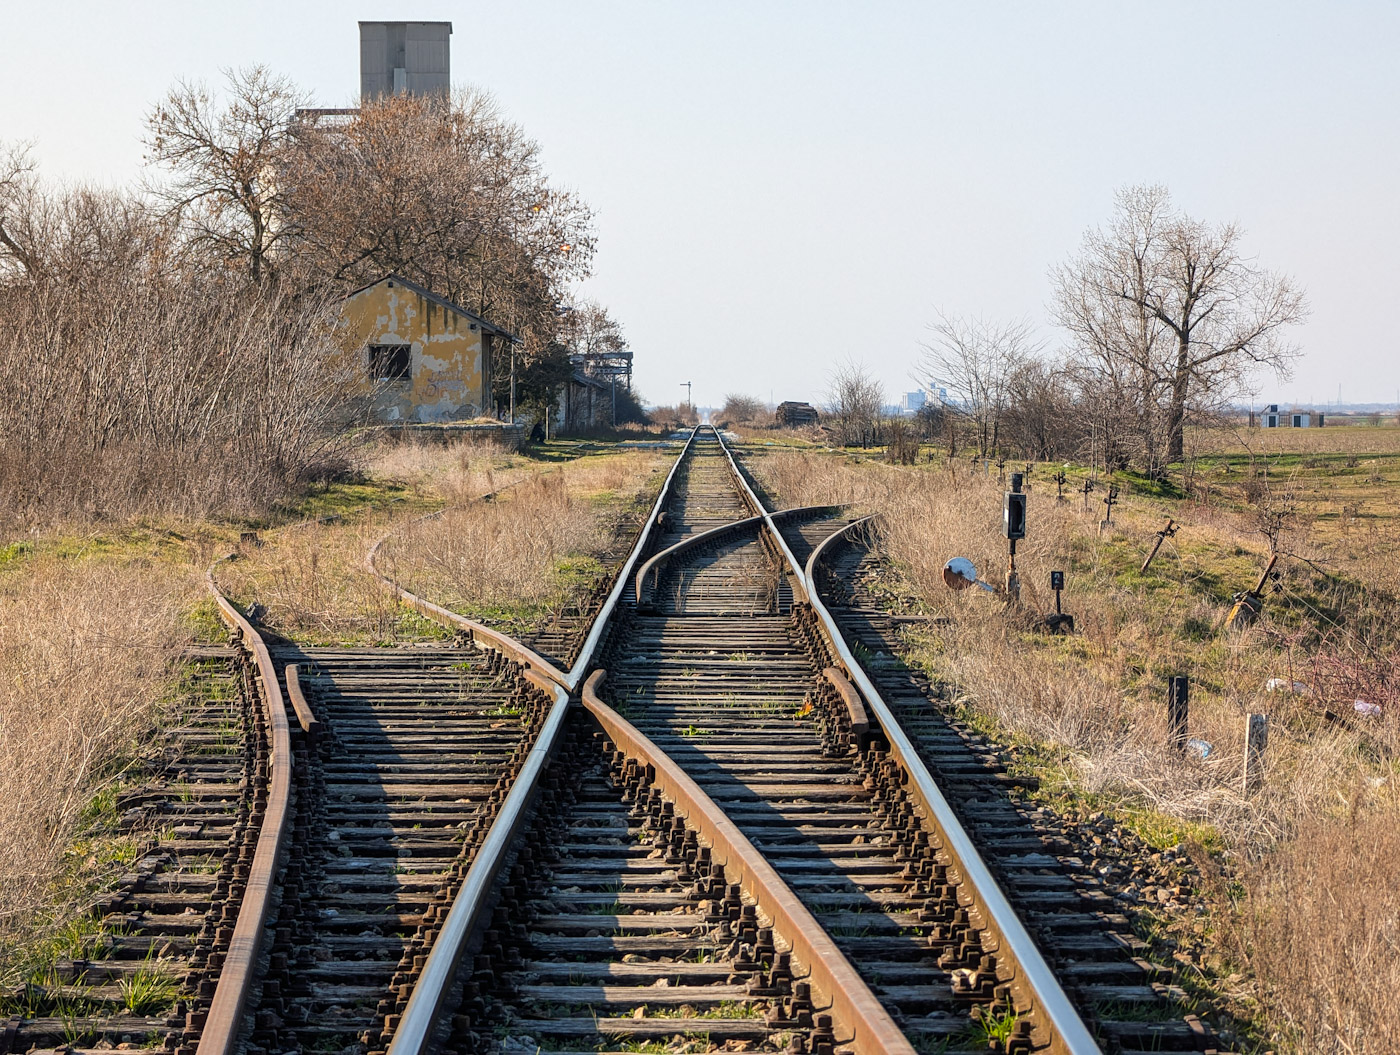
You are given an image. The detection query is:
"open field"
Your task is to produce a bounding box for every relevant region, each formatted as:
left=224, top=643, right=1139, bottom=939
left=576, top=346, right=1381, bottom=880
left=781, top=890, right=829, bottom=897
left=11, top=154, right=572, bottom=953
left=743, top=430, right=1400, bottom=1054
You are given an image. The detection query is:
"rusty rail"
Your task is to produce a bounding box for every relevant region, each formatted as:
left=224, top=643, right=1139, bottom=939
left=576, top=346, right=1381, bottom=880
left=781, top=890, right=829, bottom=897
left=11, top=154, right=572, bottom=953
left=581, top=670, right=914, bottom=1055
left=284, top=663, right=322, bottom=744
left=715, top=429, right=1101, bottom=1055
left=820, top=665, right=869, bottom=742
left=197, top=564, right=294, bottom=1055
left=633, top=513, right=765, bottom=607
left=366, top=533, right=571, bottom=686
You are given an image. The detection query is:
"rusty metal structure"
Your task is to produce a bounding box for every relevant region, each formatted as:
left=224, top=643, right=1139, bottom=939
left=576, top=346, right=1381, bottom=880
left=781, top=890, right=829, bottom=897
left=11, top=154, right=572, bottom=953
left=10, top=426, right=1229, bottom=1055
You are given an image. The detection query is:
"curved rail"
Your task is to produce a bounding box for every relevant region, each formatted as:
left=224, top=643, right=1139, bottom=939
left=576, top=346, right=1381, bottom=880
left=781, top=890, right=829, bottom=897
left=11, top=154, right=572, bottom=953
left=197, top=564, right=294, bottom=1055
left=581, top=670, right=914, bottom=1055
left=384, top=427, right=701, bottom=1055
left=714, top=429, right=1101, bottom=1055
left=633, top=504, right=840, bottom=609
left=367, top=533, right=571, bottom=687
left=565, top=428, right=701, bottom=684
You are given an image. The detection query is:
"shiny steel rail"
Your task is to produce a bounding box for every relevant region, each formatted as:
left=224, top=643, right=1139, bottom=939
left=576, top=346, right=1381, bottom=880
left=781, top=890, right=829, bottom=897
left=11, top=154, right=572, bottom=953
left=197, top=563, right=294, bottom=1055
left=382, top=427, right=700, bottom=1055
left=716, top=429, right=1101, bottom=1055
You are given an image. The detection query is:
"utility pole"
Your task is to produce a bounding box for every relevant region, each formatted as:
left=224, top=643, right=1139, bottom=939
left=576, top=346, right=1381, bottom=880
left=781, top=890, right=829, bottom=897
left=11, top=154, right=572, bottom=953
left=681, top=381, right=692, bottom=415
left=509, top=344, right=516, bottom=422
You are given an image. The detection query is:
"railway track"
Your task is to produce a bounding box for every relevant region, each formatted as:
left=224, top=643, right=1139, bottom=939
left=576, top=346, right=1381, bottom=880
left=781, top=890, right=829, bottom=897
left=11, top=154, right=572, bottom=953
left=10, top=426, right=1226, bottom=1055
left=774, top=513, right=1216, bottom=1053
left=2, top=651, right=260, bottom=1055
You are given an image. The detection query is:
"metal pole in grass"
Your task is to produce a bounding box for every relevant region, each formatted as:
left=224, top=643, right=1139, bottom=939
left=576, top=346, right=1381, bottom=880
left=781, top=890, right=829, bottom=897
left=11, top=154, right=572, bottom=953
left=1168, top=676, right=1189, bottom=753
left=1244, top=713, right=1269, bottom=794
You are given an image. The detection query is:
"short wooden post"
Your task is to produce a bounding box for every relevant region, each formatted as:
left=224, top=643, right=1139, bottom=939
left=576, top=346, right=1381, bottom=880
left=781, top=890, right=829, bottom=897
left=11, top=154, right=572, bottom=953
left=1168, top=676, right=1189, bottom=752
left=1243, top=713, right=1268, bottom=794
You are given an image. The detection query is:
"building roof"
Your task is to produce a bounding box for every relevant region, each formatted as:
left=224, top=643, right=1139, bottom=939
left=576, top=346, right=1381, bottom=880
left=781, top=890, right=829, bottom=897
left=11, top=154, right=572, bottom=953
left=571, top=369, right=612, bottom=391
left=344, top=274, right=518, bottom=341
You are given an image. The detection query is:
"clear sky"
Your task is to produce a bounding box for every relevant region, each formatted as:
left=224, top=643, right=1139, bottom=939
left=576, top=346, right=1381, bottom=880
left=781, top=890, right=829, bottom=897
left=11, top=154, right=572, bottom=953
left=6, top=1, right=1397, bottom=410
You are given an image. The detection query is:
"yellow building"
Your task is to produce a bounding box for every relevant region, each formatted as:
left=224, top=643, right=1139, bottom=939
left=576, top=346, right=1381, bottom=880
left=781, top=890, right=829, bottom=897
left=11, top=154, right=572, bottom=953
left=339, top=274, right=514, bottom=422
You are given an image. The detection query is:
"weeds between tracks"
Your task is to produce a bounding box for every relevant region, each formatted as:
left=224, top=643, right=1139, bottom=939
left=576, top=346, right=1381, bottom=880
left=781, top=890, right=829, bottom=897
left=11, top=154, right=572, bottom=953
left=747, top=442, right=1400, bottom=1054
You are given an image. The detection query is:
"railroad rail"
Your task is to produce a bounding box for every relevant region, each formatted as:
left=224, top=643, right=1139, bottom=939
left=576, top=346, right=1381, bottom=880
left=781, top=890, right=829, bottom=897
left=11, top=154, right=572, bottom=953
left=1, top=649, right=255, bottom=1055
left=787, top=509, right=1219, bottom=1054
left=45, top=425, right=1221, bottom=1055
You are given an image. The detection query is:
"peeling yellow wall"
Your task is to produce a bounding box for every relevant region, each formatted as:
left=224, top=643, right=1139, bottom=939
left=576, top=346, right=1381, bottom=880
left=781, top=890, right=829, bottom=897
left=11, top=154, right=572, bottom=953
left=338, top=280, right=488, bottom=422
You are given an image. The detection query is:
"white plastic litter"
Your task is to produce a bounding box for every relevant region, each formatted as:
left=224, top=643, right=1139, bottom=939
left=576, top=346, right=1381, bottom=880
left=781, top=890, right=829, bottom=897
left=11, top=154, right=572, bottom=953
left=1265, top=678, right=1310, bottom=695
left=1185, top=738, right=1213, bottom=760
left=1354, top=699, right=1383, bottom=717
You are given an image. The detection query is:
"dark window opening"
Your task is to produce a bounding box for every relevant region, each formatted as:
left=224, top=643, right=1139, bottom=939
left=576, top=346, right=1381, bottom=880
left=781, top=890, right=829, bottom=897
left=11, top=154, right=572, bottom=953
left=369, top=344, right=411, bottom=382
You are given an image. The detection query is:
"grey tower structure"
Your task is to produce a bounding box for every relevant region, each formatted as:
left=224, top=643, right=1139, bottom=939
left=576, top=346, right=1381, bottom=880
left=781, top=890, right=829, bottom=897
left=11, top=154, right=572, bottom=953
left=359, top=21, right=452, bottom=100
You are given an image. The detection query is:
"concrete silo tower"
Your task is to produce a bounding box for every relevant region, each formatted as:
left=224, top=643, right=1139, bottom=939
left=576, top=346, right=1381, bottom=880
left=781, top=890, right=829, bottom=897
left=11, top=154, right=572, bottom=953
left=359, top=21, right=452, bottom=100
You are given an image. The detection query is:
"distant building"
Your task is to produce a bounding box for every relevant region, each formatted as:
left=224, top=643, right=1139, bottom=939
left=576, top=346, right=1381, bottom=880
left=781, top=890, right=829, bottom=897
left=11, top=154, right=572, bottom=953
left=360, top=21, right=452, bottom=101
left=1258, top=404, right=1324, bottom=428
left=339, top=274, right=513, bottom=422
left=902, top=390, right=927, bottom=414
left=552, top=372, right=614, bottom=434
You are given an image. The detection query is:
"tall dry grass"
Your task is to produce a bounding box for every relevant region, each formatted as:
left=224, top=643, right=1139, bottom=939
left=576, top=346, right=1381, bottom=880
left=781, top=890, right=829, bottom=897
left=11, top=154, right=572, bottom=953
left=0, top=559, right=188, bottom=977
left=208, top=434, right=536, bottom=643
left=1229, top=792, right=1400, bottom=1055
left=753, top=448, right=1398, bottom=838
left=363, top=433, right=528, bottom=503
left=383, top=451, right=667, bottom=621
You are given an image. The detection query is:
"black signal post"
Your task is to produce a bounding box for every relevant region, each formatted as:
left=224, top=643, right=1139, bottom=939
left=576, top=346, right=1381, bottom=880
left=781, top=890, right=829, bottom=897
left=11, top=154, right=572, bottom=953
left=1101, top=484, right=1120, bottom=531
left=1045, top=569, right=1074, bottom=633
left=1004, top=472, right=1026, bottom=601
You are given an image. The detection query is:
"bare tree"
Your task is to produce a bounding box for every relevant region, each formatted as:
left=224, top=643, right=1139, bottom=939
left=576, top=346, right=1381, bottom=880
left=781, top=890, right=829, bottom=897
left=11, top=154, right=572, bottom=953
left=826, top=357, right=884, bottom=447
left=144, top=66, right=309, bottom=285
left=1052, top=185, right=1308, bottom=467
left=919, top=313, right=1040, bottom=457
left=0, top=143, right=44, bottom=280
left=280, top=89, right=597, bottom=410
left=648, top=404, right=698, bottom=428
left=282, top=89, right=594, bottom=318
left=720, top=393, right=766, bottom=424
left=1001, top=358, right=1077, bottom=461
left=560, top=299, right=627, bottom=361
left=0, top=167, right=361, bottom=526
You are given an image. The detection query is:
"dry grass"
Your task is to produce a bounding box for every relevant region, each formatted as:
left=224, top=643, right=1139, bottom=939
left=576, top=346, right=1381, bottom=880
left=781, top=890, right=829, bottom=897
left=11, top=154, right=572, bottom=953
left=747, top=443, right=1400, bottom=1051
left=215, top=441, right=669, bottom=645
left=0, top=558, right=189, bottom=978
left=1229, top=792, right=1400, bottom=1055
left=381, top=451, right=668, bottom=625
left=211, top=434, right=539, bottom=644
left=362, top=433, right=529, bottom=502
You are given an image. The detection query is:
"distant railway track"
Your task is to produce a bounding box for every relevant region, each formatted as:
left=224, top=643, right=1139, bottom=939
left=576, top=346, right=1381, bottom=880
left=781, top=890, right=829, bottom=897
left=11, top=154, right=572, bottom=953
left=10, top=427, right=1222, bottom=1055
